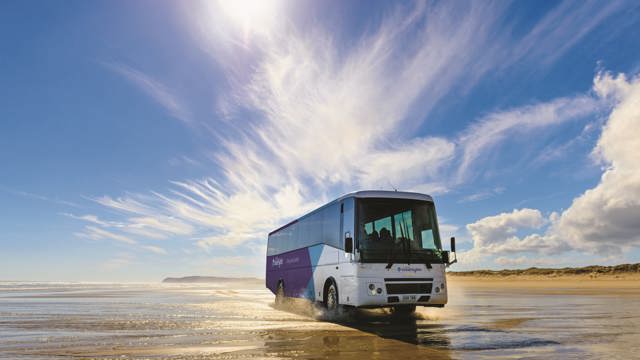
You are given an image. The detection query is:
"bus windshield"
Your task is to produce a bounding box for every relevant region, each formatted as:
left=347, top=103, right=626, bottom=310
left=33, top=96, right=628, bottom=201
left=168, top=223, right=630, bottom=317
left=357, top=198, right=443, bottom=264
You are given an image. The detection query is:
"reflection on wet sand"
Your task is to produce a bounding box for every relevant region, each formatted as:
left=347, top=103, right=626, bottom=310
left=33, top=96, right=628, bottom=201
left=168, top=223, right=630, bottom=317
left=0, top=278, right=639, bottom=359
left=266, top=300, right=453, bottom=359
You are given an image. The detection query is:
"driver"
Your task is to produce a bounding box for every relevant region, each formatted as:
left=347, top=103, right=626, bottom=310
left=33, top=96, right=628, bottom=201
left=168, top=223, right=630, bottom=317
left=379, top=227, right=392, bottom=249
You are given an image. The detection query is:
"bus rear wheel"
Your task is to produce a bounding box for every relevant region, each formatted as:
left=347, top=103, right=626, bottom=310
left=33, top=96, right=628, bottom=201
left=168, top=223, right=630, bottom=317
left=275, top=281, right=285, bottom=306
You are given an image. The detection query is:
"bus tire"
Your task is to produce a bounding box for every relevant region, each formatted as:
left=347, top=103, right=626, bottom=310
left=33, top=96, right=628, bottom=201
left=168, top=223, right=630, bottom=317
left=324, top=280, right=339, bottom=314
left=275, top=281, right=285, bottom=306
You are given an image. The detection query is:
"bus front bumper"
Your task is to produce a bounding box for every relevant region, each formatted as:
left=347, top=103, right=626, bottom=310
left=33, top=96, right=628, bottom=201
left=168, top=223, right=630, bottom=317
left=352, top=277, right=448, bottom=308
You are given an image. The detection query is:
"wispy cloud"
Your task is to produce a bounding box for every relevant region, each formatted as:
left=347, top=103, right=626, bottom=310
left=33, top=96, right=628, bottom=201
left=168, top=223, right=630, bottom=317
left=82, top=1, right=627, bottom=258
left=105, top=63, right=191, bottom=124
left=88, top=179, right=314, bottom=250
left=168, top=155, right=202, bottom=167
left=65, top=210, right=193, bottom=240
left=140, top=245, right=168, bottom=255
left=71, top=216, right=169, bottom=255
left=508, top=0, right=628, bottom=67
left=1, top=186, right=81, bottom=208
left=459, top=187, right=506, bottom=203
left=63, top=213, right=119, bottom=227
left=530, top=121, right=600, bottom=167
left=85, top=2, right=512, bottom=251
left=455, top=95, right=602, bottom=182
left=77, top=225, right=137, bottom=245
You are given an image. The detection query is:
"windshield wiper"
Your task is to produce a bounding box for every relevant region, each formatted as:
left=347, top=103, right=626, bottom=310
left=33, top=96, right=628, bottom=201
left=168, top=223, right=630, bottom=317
left=398, top=212, right=412, bottom=265
left=409, top=249, right=433, bottom=269
left=385, top=240, right=399, bottom=269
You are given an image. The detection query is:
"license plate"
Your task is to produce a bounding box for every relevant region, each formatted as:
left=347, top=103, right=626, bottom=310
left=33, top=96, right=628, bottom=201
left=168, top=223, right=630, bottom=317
left=402, top=295, right=416, bottom=301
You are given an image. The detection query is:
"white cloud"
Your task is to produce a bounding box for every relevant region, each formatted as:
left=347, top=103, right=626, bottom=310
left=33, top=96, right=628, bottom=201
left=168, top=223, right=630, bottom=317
left=439, top=224, right=460, bottom=237
left=466, top=208, right=547, bottom=250
left=96, top=1, right=508, bottom=251
left=124, top=216, right=194, bottom=240
left=72, top=217, right=170, bottom=255
left=531, top=121, right=600, bottom=167
left=168, top=155, right=202, bottom=167
left=84, top=2, right=629, bottom=261
left=66, top=211, right=193, bottom=240
left=73, top=179, right=317, bottom=251
left=549, top=72, right=640, bottom=254
left=456, top=95, right=601, bottom=182
left=0, top=186, right=80, bottom=208
left=358, top=138, right=455, bottom=190
left=508, top=0, right=626, bottom=67
left=459, top=187, right=506, bottom=203
left=189, top=1, right=514, bottom=194
left=64, top=213, right=114, bottom=226
left=94, top=195, right=153, bottom=215
left=105, top=63, right=191, bottom=124
left=140, top=245, right=168, bottom=255
left=78, top=225, right=137, bottom=245
left=465, top=71, right=640, bottom=263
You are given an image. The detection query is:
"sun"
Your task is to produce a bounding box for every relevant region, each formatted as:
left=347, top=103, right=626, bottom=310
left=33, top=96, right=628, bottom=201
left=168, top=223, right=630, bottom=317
left=217, top=0, right=280, bottom=38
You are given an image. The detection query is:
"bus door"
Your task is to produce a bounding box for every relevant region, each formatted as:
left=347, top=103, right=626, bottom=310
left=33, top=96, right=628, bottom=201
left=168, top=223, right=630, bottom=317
left=340, top=198, right=355, bottom=263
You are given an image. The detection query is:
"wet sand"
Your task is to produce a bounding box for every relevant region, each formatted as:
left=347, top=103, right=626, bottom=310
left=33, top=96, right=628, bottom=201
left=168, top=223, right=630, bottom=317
left=1, top=277, right=639, bottom=359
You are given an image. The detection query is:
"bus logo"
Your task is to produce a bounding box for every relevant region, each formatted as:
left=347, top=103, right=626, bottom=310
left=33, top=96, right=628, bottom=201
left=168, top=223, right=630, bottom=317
left=272, top=257, right=284, bottom=268
left=397, top=266, right=422, bottom=273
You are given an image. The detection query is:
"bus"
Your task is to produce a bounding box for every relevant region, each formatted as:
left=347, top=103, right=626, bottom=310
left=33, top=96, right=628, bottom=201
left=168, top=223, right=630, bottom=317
left=265, top=190, right=457, bottom=315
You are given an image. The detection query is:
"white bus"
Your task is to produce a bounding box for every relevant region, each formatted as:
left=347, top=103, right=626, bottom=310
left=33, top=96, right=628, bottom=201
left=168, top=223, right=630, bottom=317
left=266, top=190, right=457, bottom=315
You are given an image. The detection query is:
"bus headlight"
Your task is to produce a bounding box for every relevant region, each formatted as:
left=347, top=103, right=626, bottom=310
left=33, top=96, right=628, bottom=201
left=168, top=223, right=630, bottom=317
left=368, top=283, right=382, bottom=295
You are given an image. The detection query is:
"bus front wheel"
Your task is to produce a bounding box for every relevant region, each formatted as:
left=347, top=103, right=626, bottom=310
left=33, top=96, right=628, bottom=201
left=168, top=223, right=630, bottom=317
left=324, top=281, right=339, bottom=314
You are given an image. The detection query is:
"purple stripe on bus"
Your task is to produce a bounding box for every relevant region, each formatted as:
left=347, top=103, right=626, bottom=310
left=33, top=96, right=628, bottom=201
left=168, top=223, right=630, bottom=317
left=266, top=247, right=313, bottom=298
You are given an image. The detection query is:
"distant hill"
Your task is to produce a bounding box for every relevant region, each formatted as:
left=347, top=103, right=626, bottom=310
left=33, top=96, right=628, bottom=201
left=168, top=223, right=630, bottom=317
left=162, top=276, right=263, bottom=283
left=449, top=263, right=640, bottom=277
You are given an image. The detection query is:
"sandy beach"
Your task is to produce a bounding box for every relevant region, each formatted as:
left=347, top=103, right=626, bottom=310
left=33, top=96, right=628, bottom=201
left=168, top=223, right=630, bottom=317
left=448, top=273, right=640, bottom=295
left=1, top=277, right=639, bottom=359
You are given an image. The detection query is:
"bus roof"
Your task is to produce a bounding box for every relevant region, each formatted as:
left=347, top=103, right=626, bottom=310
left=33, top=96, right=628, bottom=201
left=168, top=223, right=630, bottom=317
left=268, top=190, right=433, bottom=236
left=338, top=190, right=433, bottom=202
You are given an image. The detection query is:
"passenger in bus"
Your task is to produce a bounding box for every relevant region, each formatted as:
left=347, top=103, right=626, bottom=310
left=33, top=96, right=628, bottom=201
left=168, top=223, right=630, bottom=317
left=365, top=228, right=380, bottom=251
left=369, top=229, right=380, bottom=243
left=379, top=227, right=392, bottom=250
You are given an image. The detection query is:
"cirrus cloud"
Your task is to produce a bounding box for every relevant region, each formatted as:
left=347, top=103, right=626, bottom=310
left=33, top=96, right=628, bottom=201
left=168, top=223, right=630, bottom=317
left=79, top=1, right=630, bottom=263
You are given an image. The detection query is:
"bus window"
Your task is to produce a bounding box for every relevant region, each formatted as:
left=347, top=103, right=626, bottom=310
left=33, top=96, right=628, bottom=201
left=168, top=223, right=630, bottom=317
left=421, top=229, right=436, bottom=249
left=357, top=198, right=443, bottom=262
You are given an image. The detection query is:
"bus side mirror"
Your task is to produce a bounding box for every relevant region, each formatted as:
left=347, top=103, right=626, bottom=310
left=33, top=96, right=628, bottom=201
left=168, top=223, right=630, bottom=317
left=447, top=237, right=457, bottom=266
left=345, top=233, right=353, bottom=253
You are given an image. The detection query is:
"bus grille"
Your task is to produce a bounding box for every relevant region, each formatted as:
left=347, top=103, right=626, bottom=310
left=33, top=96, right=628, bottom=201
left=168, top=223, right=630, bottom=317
left=385, top=283, right=432, bottom=294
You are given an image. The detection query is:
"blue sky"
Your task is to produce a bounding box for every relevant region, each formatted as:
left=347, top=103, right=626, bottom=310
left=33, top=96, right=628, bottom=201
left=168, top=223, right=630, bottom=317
left=1, top=0, right=640, bottom=281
